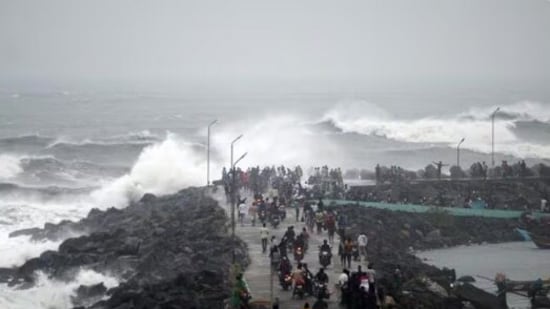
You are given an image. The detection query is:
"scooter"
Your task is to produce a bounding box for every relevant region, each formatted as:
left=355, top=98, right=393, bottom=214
left=293, top=283, right=305, bottom=299
left=270, top=214, right=280, bottom=228
left=259, top=210, right=267, bottom=224
left=319, top=250, right=331, bottom=268
left=314, top=281, right=330, bottom=300
left=279, top=271, right=292, bottom=290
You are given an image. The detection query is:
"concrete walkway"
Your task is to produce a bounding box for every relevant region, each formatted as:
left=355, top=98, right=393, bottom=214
left=211, top=189, right=364, bottom=309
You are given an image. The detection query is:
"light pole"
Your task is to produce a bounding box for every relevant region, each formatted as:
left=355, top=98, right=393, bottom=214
left=230, top=134, right=243, bottom=170
left=206, top=120, right=217, bottom=186
left=457, top=137, right=465, bottom=168
left=229, top=134, right=243, bottom=239
left=231, top=151, right=247, bottom=264
left=491, top=107, right=500, bottom=167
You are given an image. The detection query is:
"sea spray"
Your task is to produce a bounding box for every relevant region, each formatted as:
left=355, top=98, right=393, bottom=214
left=0, top=155, right=23, bottom=180
left=91, top=133, right=208, bottom=207
left=322, top=100, right=550, bottom=158
left=0, top=269, right=118, bottom=309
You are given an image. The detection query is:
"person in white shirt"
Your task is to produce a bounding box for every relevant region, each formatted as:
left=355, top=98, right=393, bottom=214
left=357, top=233, right=368, bottom=261
left=337, top=269, right=350, bottom=306
left=238, top=201, right=247, bottom=226
left=260, top=224, right=270, bottom=253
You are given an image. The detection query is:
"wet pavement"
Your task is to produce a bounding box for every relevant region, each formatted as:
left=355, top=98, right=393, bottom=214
left=212, top=188, right=364, bottom=309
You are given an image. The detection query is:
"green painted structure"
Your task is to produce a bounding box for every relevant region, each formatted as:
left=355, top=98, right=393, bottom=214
left=322, top=199, right=550, bottom=219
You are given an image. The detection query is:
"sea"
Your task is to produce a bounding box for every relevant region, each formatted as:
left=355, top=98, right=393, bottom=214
left=0, top=89, right=549, bottom=308
left=418, top=242, right=550, bottom=308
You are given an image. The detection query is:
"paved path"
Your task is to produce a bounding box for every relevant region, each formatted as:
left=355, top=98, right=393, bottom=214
left=211, top=189, right=364, bottom=308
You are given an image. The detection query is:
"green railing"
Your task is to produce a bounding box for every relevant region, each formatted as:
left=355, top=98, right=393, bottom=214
left=322, top=199, right=550, bottom=219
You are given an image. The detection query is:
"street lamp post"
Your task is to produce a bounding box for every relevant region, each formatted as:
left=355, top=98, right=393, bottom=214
left=206, top=120, right=217, bottom=186
left=231, top=151, right=247, bottom=264
left=491, top=107, right=500, bottom=167
left=230, top=134, right=243, bottom=172
left=229, top=134, right=244, bottom=249
left=457, top=137, right=465, bottom=168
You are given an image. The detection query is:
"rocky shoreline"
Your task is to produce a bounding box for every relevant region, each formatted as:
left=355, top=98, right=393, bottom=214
left=0, top=187, right=526, bottom=309
left=2, top=188, right=249, bottom=309
left=329, top=203, right=522, bottom=308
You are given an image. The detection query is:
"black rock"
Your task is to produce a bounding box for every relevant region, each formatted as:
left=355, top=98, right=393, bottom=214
left=4, top=188, right=249, bottom=308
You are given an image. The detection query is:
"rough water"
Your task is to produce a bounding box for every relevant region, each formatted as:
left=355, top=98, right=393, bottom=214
left=417, top=242, right=550, bottom=308
left=0, top=90, right=549, bottom=308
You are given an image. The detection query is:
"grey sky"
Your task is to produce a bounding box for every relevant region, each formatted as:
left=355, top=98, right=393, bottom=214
left=1, top=0, right=549, bottom=90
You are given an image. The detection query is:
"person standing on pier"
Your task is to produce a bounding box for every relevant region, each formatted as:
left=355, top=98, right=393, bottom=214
left=260, top=224, right=270, bottom=253
left=432, top=161, right=448, bottom=180
left=357, top=232, right=368, bottom=262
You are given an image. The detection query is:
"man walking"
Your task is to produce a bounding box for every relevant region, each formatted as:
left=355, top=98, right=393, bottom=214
left=357, top=232, right=368, bottom=262
left=260, top=223, right=270, bottom=253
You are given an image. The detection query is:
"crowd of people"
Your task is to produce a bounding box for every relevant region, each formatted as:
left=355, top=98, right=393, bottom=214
left=264, top=197, right=385, bottom=309
left=230, top=187, right=390, bottom=308
left=228, top=162, right=550, bottom=308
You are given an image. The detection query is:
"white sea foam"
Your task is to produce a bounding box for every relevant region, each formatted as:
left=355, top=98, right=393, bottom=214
left=323, top=100, right=550, bottom=159
left=91, top=133, right=207, bottom=207
left=0, top=155, right=23, bottom=180
left=0, top=269, right=118, bottom=309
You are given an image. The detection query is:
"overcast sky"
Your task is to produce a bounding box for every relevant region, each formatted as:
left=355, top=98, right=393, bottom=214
left=1, top=0, right=549, bottom=91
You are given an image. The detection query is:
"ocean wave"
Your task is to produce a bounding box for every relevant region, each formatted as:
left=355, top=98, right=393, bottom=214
left=0, top=154, right=128, bottom=187
left=91, top=133, right=207, bottom=207
left=0, top=155, right=23, bottom=180
left=19, top=156, right=127, bottom=174
left=0, top=131, right=160, bottom=151
left=0, top=135, right=55, bottom=148
left=0, top=182, right=96, bottom=197
left=46, top=138, right=155, bottom=149
left=322, top=100, right=550, bottom=159
left=0, top=269, right=118, bottom=308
